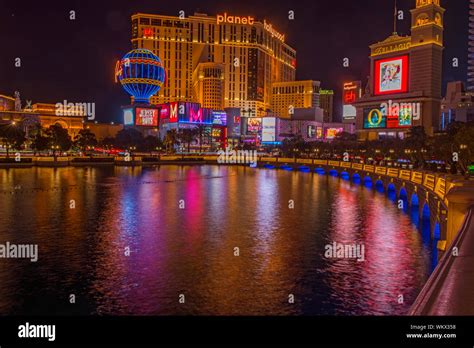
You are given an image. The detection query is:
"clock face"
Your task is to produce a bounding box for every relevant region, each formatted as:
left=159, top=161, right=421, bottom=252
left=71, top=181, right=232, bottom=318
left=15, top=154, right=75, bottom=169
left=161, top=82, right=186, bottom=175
left=435, top=13, right=442, bottom=26
left=416, top=13, right=430, bottom=26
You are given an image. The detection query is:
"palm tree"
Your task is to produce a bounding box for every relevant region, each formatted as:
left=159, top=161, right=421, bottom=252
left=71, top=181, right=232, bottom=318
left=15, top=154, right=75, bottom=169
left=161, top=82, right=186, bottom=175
left=164, top=129, right=178, bottom=154
left=177, top=127, right=200, bottom=153
left=74, top=129, right=98, bottom=153
left=0, top=121, right=26, bottom=158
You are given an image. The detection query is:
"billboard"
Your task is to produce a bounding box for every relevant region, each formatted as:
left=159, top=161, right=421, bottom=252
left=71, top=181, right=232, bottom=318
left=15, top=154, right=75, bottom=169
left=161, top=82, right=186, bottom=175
left=364, top=108, right=387, bottom=129
left=384, top=102, right=415, bottom=128
left=212, top=111, right=227, bottom=126
left=262, top=117, right=277, bottom=143
left=317, top=127, right=323, bottom=139
left=135, top=108, right=159, bottom=126
left=123, top=108, right=134, bottom=125
left=374, top=55, right=409, bottom=95
left=247, top=118, right=262, bottom=134
left=177, top=103, right=213, bottom=124
left=233, top=116, right=241, bottom=135
left=325, top=128, right=343, bottom=140
left=343, top=81, right=361, bottom=120
left=307, top=125, right=316, bottom=139
left=169, top=102, right=180, bottom=123
left=160, top=104, right=169, bottom=120
left=364, top=103, right=416, bottom=129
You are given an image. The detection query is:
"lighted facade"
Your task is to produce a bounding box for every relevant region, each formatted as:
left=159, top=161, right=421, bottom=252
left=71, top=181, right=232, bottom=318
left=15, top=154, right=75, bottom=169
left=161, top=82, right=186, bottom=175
left=354, top=0, right=445, bottom=140
left=0, top=97, right=85, bottom=138
left=131, top=12, right=297, bottom=117
left=440, top=81, right=474, bottom=130
left=192, top=62, right=225, bottom=110
left=319, top=90, right=335, bottom=122
left=469, top=0, right=474, bottom=92
left=271, top=80, right=320, bottom=119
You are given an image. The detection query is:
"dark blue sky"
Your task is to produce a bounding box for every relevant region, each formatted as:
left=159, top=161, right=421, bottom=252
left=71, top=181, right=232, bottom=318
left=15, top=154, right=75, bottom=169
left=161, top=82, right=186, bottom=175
left=0, top=0, right=468, bottom=123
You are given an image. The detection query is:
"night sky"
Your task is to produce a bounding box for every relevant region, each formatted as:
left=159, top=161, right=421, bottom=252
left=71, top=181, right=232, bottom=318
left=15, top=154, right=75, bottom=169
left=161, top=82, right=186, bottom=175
left=0, top=0, right=468, bottom=123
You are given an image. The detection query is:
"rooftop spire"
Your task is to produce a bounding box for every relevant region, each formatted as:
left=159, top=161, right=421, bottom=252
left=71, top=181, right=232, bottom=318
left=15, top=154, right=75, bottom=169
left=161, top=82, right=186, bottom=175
left=393, top=0, right=398, bottom=35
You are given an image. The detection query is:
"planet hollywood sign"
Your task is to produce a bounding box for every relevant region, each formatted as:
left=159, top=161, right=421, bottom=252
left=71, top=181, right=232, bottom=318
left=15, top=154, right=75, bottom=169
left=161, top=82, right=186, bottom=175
left=216, top=13, right=285, bottom=42
left=263, top=21, right=285, bottom=42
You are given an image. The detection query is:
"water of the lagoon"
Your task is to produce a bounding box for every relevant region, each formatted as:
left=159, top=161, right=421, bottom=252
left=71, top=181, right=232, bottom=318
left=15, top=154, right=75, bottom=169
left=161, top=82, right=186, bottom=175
left=0, top=166, right=437, bottom=316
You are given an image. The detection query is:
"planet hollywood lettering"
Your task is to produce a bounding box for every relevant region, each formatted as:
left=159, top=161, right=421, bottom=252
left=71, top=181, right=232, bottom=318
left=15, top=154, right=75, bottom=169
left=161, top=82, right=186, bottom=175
left=216, top=13, right=255, bottom=25
left=263, top=20, right=285, bottom=42
left=216, top=13, right=284, bottom=43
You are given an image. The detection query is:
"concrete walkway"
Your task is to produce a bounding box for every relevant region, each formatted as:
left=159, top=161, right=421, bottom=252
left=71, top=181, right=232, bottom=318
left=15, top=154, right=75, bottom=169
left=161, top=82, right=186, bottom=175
left=410, top=194, right=474, bottom=315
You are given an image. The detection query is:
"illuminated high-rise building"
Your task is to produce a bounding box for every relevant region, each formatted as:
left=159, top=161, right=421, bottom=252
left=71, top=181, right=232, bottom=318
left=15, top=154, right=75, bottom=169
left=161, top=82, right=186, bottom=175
left=271, top=80, right=320, bottom=118
left=319, top=89, right=335, bottom=122
left=469, top=0, right=474, bottom=92
left=192, top=62, right=225, bottom=110
left=354, top=0, right=445, bottom=140
left=131, top=12, right=296, bottom=117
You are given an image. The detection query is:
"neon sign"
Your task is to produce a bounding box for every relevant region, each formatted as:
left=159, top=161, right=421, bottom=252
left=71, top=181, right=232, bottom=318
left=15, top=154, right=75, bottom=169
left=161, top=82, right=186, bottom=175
left=135, top=108, right=158, bottom=126
left=217, top=13, right=255, bottom=25
left=263, top=20, right=285, bottom=42
left=169, top=102, right=179, bottom=123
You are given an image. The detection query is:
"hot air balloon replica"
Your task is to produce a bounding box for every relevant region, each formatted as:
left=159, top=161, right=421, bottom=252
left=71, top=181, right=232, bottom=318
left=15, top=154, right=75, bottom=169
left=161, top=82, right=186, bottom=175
left=115, top=49, right=166, bottom=127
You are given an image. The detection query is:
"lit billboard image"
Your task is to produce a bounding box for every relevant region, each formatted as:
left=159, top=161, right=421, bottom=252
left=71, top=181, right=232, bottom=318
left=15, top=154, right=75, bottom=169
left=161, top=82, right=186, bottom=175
left=342, top=81, right=361, bottom=120
left=325, top=127, right=343, bottom=140
left=123, top=108, right=134, bottom=125
left=374, top=55, right=409, bottom=95
left=247, top=118, right=262, bottom=134
left=363, top=108, right=387, bottom=129
left=160, top=104, right=169, bottom=120
left=212, top=111, right=227, bottom=126
left=262, top=117, right=277, bottom=143
left=178, top=103, right=213, bottom=124
left=364, top=103, right=415, bottom=129
left=135, top=108, right=159, bottom=126
left=169, top=102, right=180, bottom=123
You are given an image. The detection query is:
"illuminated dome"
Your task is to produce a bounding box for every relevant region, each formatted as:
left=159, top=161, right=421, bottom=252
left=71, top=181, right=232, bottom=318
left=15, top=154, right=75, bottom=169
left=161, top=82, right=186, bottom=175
left=116, top=49, right=166, bottom=104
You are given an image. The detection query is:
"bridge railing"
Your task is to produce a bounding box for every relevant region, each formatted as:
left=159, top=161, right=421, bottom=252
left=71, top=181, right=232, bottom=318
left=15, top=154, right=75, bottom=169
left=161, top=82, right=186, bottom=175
left=255, top=157, right=467, bottom=202
left=150, top=155, right=466, bottom=203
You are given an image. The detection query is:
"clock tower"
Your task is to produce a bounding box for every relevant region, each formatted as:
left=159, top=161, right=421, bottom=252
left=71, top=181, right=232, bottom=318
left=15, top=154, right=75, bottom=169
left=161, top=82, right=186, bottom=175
left=354, top=0, right=446, bottom=140
left=410, top=0, right=445, bottom=133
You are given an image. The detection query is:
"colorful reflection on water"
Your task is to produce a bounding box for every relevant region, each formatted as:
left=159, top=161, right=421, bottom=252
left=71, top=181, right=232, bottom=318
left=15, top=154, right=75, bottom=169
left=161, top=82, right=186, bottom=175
left=0, top=166, right=436, bottom=315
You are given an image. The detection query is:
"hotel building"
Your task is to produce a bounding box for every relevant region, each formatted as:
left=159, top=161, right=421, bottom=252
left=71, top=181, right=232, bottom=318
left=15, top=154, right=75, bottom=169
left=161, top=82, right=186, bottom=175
left=271, top=80, right=320, bottom=119
left=469, top=0, right=474, bottom=92
left=131, top=12, right=297, bottom=117
left=0, top=94, right=85, bottom=138
left=319, top=89, right=335, bottom=122
left=354, top=0, right=445, bottom=140
left=441, top=81, right=474, bottom=129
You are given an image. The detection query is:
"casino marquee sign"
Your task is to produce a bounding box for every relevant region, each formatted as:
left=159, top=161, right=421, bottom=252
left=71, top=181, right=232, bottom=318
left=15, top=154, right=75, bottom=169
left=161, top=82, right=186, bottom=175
left=370, top=36, right=411, bottom=57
